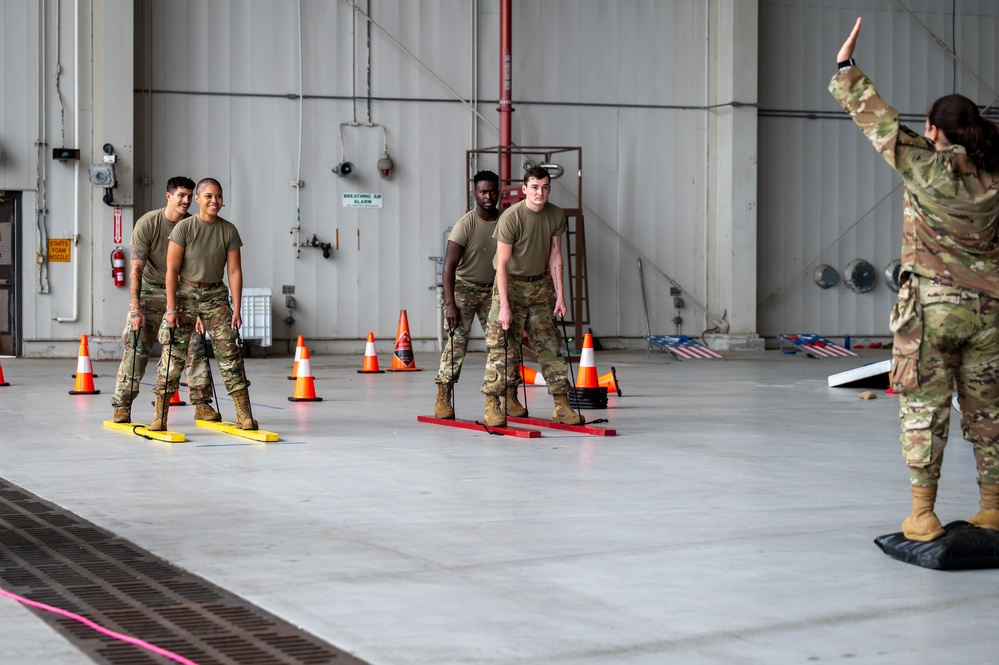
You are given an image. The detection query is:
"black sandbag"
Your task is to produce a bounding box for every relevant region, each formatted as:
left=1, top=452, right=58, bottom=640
left=874, top=521, right=999, bottom=570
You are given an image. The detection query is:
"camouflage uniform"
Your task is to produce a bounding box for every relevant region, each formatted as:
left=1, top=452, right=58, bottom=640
left=112, top=281, right=212, bottom=406
left=111, top=206, right=213, bottom=410
left=434, top=278, right=497, bottom=385
left=831, top=66, right=999, bottom=487
left=156, top=282, right=249, bottom=396
left=481, top=278, right=571, bottom=396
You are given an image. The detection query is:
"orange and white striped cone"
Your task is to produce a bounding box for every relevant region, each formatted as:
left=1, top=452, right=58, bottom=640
left=288, top=335, right=305, bottom=380
left=69, top=335, right=101, bottom=395
left=569, top=333, right=608, bottom=409
left=386, top=309, right=422, bottom=371
left=0, top=359, right=8, bottom=387
left=519, top=363, right=547, bottom=386
left=357, top=332, right=385, bottom=374
left=574, top=333, right=599, bottom=388
left=598, top=367, right=622, bottom=396
left=288, top=346, right=323, bottom=401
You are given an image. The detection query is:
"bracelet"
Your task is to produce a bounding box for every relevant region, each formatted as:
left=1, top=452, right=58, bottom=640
left=837, top=57, right=856, bottom=69
left=165, top=310, right=177, bottom=315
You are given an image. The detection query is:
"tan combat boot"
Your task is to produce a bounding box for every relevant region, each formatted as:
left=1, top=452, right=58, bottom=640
left=504, top=386, right=528, bottom=418
left=968, top=482, right=999, bottom=530
left=193, top=401, right=222, bottom=422
left=149, top=393, right=170, bottom=431
left=552, top=394, right=585, bottom=425
left=484, top=394, right=506, bottom=427
left=112, top=406, right=132, bottom=424
left=231, top=388, right=259, bottom=430
left=435, top=383, right=455, bottom=419
left=902, top=484, right=946, bottom=541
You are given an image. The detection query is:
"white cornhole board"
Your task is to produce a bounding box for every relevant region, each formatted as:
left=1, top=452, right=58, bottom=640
left=828, top=359, right=892, bottom=388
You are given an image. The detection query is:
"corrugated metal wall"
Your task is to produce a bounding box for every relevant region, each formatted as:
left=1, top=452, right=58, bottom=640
left=757, top=0, right=999, bottom=338
left=132, top=0, right=712, bottom=346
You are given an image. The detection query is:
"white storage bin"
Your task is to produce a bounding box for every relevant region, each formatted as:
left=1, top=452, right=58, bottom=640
left=239, top=287, right=273, bottom=349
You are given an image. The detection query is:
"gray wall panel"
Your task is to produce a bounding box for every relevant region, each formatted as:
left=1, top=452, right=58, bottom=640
left=758, top=0, right=999, bottom=339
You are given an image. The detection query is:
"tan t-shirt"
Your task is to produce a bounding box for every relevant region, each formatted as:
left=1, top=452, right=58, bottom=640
left=449, top=209, right=498, bottom=285
left=129, top=208, right=177, bottom=285
left=168, top=215, right=243, bottom=283
left=493, top=201, right=567, bottom=276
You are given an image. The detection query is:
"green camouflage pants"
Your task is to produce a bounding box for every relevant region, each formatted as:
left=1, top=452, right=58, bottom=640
left=155, top=283, right=249, bottom=397
left=112, top=281, right=212, bottom=407
left=435, top=278, right=497, bottom=385
left=481, top=278, right=570, bottom=396
left=893, top=277, right=999, bottom=486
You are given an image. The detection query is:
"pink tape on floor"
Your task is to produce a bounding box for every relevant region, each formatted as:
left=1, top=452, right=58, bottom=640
left=0, top=588, right=201, bottom=665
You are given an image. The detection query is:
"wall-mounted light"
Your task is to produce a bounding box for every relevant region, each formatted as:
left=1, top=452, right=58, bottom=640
left=377, top=151, right=394, bottom=179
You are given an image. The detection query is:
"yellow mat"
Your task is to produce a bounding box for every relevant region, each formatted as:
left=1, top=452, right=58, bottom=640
left=196, top=420, right=279, bottom=442
left=103, top=420, right=186, bottom=443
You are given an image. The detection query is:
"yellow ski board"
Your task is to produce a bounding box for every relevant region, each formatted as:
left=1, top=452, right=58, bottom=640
left=103, top=420, right=186, bottom=443
left=196, top=420, right=279, bottom=442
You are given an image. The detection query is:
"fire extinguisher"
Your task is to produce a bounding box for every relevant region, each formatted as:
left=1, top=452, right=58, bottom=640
left=110, top=246, right=125, bottom=287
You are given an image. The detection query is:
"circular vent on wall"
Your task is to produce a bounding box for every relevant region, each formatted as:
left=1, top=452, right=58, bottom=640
left=844, top=259, right=877, bottom=293
left=813, top=264, right=839, bottom=289
left=884, top=259, right=902, bottom=292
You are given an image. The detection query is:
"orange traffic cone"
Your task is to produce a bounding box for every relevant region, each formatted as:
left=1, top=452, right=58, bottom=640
left=357, top=332, right=385, bottom=373
left=598, top=367, right=622, bottom=396
left=288, top=335, right=305, bottom=380
left=574, top=333, right=599, bottom=388
left=288, top=346, right=323, bottom=401
left=519, top=364, right=547, bottom=386
left=168, top=388, right=188, bottom=407
left=387, top=309, right=422, bottom=371
left=69, top=335, right=101, bottom=395
left=0, top=359, right=8, bottom=386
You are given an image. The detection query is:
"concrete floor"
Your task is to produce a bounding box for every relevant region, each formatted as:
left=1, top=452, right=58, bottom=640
left=1, top=346, right=997, bottom=664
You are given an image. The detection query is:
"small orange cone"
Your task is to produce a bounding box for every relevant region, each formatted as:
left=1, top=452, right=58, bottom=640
left=387, top=309, right=422, bottom=371
left=168, top=388, right=188, bottom=407
left=598, top=367, right=622, bottom=396
left=519, top=364, right=546, bottom=386
left=574, top=333, right=599, bottom=388
left=0, top=358, right=8, bottom=386
left=288, top=335, right=305, bottom=380
left=288, top=346, right=323, bottom=401
left=357, top=332, right=385, bottom=373
left=69, top=335, right=101, bottom=395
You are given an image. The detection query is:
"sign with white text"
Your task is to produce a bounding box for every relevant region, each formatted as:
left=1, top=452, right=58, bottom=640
left=342, top=193, right=383, bottom=209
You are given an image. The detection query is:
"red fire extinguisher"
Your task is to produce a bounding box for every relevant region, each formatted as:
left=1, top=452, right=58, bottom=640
left=110, top=246, right=125, bottom=287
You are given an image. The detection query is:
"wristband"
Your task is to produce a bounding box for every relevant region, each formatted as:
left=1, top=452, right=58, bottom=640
left=837, top=58, right=856, bottom=69
left=165, top=310, right=177, bottom=315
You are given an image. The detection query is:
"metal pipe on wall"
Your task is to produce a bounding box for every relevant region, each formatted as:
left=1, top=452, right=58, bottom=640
left=56, top=0, right=80, bottom=323
left=35, top=0, right=50, bottom=294
left=498, top=0, right=512, bottom=186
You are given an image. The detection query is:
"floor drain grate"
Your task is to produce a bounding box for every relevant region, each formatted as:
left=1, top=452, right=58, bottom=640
left=0, top=478, right=367, bottom=665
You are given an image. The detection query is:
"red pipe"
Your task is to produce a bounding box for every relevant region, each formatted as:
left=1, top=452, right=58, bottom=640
left=498, top=0, right=513, bottom=188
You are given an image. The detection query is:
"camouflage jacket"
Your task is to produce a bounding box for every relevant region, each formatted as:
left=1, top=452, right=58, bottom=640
left=829, top=66, right=999, bottom=296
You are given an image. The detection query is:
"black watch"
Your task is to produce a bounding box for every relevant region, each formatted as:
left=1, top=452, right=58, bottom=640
left=837, top=58, right=856, bottom=69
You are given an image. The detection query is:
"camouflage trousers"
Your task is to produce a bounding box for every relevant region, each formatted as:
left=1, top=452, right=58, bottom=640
left=112, top=281, right=213, bottom=407
left=435, top=278, right=497, bottom=385
left=893, top=277, right=999, bottom=486
left=155, top=283, right=249, bottom=397
left=481, top=278, right=570, bottom=396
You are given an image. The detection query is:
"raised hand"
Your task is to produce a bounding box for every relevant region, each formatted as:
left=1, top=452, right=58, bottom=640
left=837, top=17, right=862, bottom=63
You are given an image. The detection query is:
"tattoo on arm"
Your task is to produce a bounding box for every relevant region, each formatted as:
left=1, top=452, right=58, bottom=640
left=131, top=248, right=147, bottom=262
left=129, top=258, right=146, bottom=304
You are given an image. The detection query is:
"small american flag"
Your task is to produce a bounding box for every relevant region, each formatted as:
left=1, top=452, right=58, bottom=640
left=780, top=333, right=858, bottom=358
left=648, top=335, right=725, bottom=360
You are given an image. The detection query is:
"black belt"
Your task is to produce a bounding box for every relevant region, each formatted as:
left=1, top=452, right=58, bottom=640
left=509, top=273, right=545, bottom=283
left=179, top=276, right=223, bottom=288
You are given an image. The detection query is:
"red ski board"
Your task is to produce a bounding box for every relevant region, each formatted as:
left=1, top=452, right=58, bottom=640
left=416, top=415, right=542, bottom=438
left=507, top=416, right=616, bottom=436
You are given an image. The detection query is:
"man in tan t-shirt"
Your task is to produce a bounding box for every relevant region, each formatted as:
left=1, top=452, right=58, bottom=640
left=479, top=166, right=584, bottom=427
left=433, top=170, right=527, bottom=419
